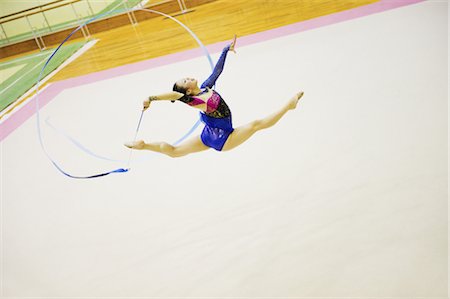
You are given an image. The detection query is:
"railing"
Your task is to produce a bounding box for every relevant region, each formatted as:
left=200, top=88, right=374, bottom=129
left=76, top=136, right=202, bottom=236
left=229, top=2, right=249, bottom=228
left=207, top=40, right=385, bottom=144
left=0, top=0, right=190, bottom=50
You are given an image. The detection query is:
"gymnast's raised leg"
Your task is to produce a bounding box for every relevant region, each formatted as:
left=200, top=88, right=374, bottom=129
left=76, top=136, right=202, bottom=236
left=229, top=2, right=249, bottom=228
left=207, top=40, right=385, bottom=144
left=221, top=91, right=303, bottom=151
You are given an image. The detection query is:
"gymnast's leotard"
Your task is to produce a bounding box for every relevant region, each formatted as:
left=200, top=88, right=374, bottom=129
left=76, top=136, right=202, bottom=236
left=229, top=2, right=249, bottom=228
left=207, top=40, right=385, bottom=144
left=178, top=45, right=234, bottom=151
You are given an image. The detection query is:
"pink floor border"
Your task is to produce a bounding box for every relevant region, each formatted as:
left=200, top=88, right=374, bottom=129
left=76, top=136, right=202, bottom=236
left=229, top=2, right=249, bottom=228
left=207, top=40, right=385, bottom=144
left=0, top=0, right=424, bottom=142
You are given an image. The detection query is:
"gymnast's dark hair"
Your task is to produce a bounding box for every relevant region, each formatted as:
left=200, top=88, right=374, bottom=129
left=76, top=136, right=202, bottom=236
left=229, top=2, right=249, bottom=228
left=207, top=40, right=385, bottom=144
left=172, top=82, right=189, bottom=103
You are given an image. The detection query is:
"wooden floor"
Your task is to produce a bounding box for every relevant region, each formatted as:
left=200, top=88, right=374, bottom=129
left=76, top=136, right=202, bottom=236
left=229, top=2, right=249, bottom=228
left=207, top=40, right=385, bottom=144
left=50, top=0, right=378, bottom=81
left=1, top=0, right=378, bottom=116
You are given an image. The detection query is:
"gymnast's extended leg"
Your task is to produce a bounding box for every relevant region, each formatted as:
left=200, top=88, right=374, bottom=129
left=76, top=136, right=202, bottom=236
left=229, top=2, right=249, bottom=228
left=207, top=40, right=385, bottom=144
left=125, top=135, right=209, bottom=157
left=221, top=91, right=304, bottom=151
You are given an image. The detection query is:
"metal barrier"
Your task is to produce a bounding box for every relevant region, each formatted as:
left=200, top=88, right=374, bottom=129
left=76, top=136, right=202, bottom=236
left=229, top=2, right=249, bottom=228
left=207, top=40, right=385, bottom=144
left=0, top=0, right=191, bottom=51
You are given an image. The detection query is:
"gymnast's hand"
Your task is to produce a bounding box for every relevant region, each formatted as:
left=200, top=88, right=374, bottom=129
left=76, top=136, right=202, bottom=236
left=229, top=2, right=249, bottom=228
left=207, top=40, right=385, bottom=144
left=143, top=98, right=151, bottom=111
left=229, top=35, right=237, bottom=53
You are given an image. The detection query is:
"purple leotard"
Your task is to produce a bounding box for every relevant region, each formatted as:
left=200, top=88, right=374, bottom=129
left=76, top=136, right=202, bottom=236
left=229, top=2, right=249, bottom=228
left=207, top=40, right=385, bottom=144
left=179, top=45, right=234, bottom=151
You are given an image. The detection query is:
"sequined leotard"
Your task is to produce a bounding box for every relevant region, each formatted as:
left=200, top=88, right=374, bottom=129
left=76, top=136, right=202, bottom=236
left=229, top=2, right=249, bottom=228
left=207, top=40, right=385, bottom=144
left=179, top=45, right=234, bottom=151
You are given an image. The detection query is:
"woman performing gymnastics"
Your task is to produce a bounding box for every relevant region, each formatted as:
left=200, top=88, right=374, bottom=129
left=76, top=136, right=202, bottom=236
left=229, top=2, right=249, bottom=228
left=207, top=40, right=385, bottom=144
left=124, top=36, right=304, bottom=157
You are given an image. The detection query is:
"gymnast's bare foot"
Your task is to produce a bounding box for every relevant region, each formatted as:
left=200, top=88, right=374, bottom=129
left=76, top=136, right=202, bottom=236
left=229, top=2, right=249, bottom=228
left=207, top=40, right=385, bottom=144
left=124, top=140, right=145, bottom=149
left=288, top=91, right=304, bottom=110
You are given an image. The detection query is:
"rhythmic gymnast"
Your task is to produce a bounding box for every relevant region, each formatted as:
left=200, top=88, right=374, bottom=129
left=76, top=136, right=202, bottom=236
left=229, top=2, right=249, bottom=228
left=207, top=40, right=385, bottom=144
left=124, top=36, right=304, bottom=157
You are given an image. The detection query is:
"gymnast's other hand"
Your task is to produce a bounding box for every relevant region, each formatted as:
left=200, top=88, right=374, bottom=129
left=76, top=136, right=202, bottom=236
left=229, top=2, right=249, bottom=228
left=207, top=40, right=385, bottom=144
left=229, top=35, right=237, bottom=53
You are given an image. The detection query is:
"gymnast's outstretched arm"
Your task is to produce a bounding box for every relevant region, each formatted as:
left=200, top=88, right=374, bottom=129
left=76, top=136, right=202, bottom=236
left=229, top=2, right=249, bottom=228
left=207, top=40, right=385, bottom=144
left=143, top=91, right=184, bottom=110
left=200, top=35, right=237, bottom=89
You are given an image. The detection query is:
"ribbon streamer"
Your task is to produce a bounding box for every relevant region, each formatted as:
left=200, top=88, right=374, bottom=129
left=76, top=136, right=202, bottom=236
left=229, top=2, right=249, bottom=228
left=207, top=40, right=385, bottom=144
left=35, top=5, right=214, bottom=179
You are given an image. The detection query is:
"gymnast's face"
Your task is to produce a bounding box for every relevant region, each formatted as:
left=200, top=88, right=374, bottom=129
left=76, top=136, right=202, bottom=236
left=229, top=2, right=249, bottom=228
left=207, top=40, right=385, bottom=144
left=176, top=77, right=198, bottom=95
